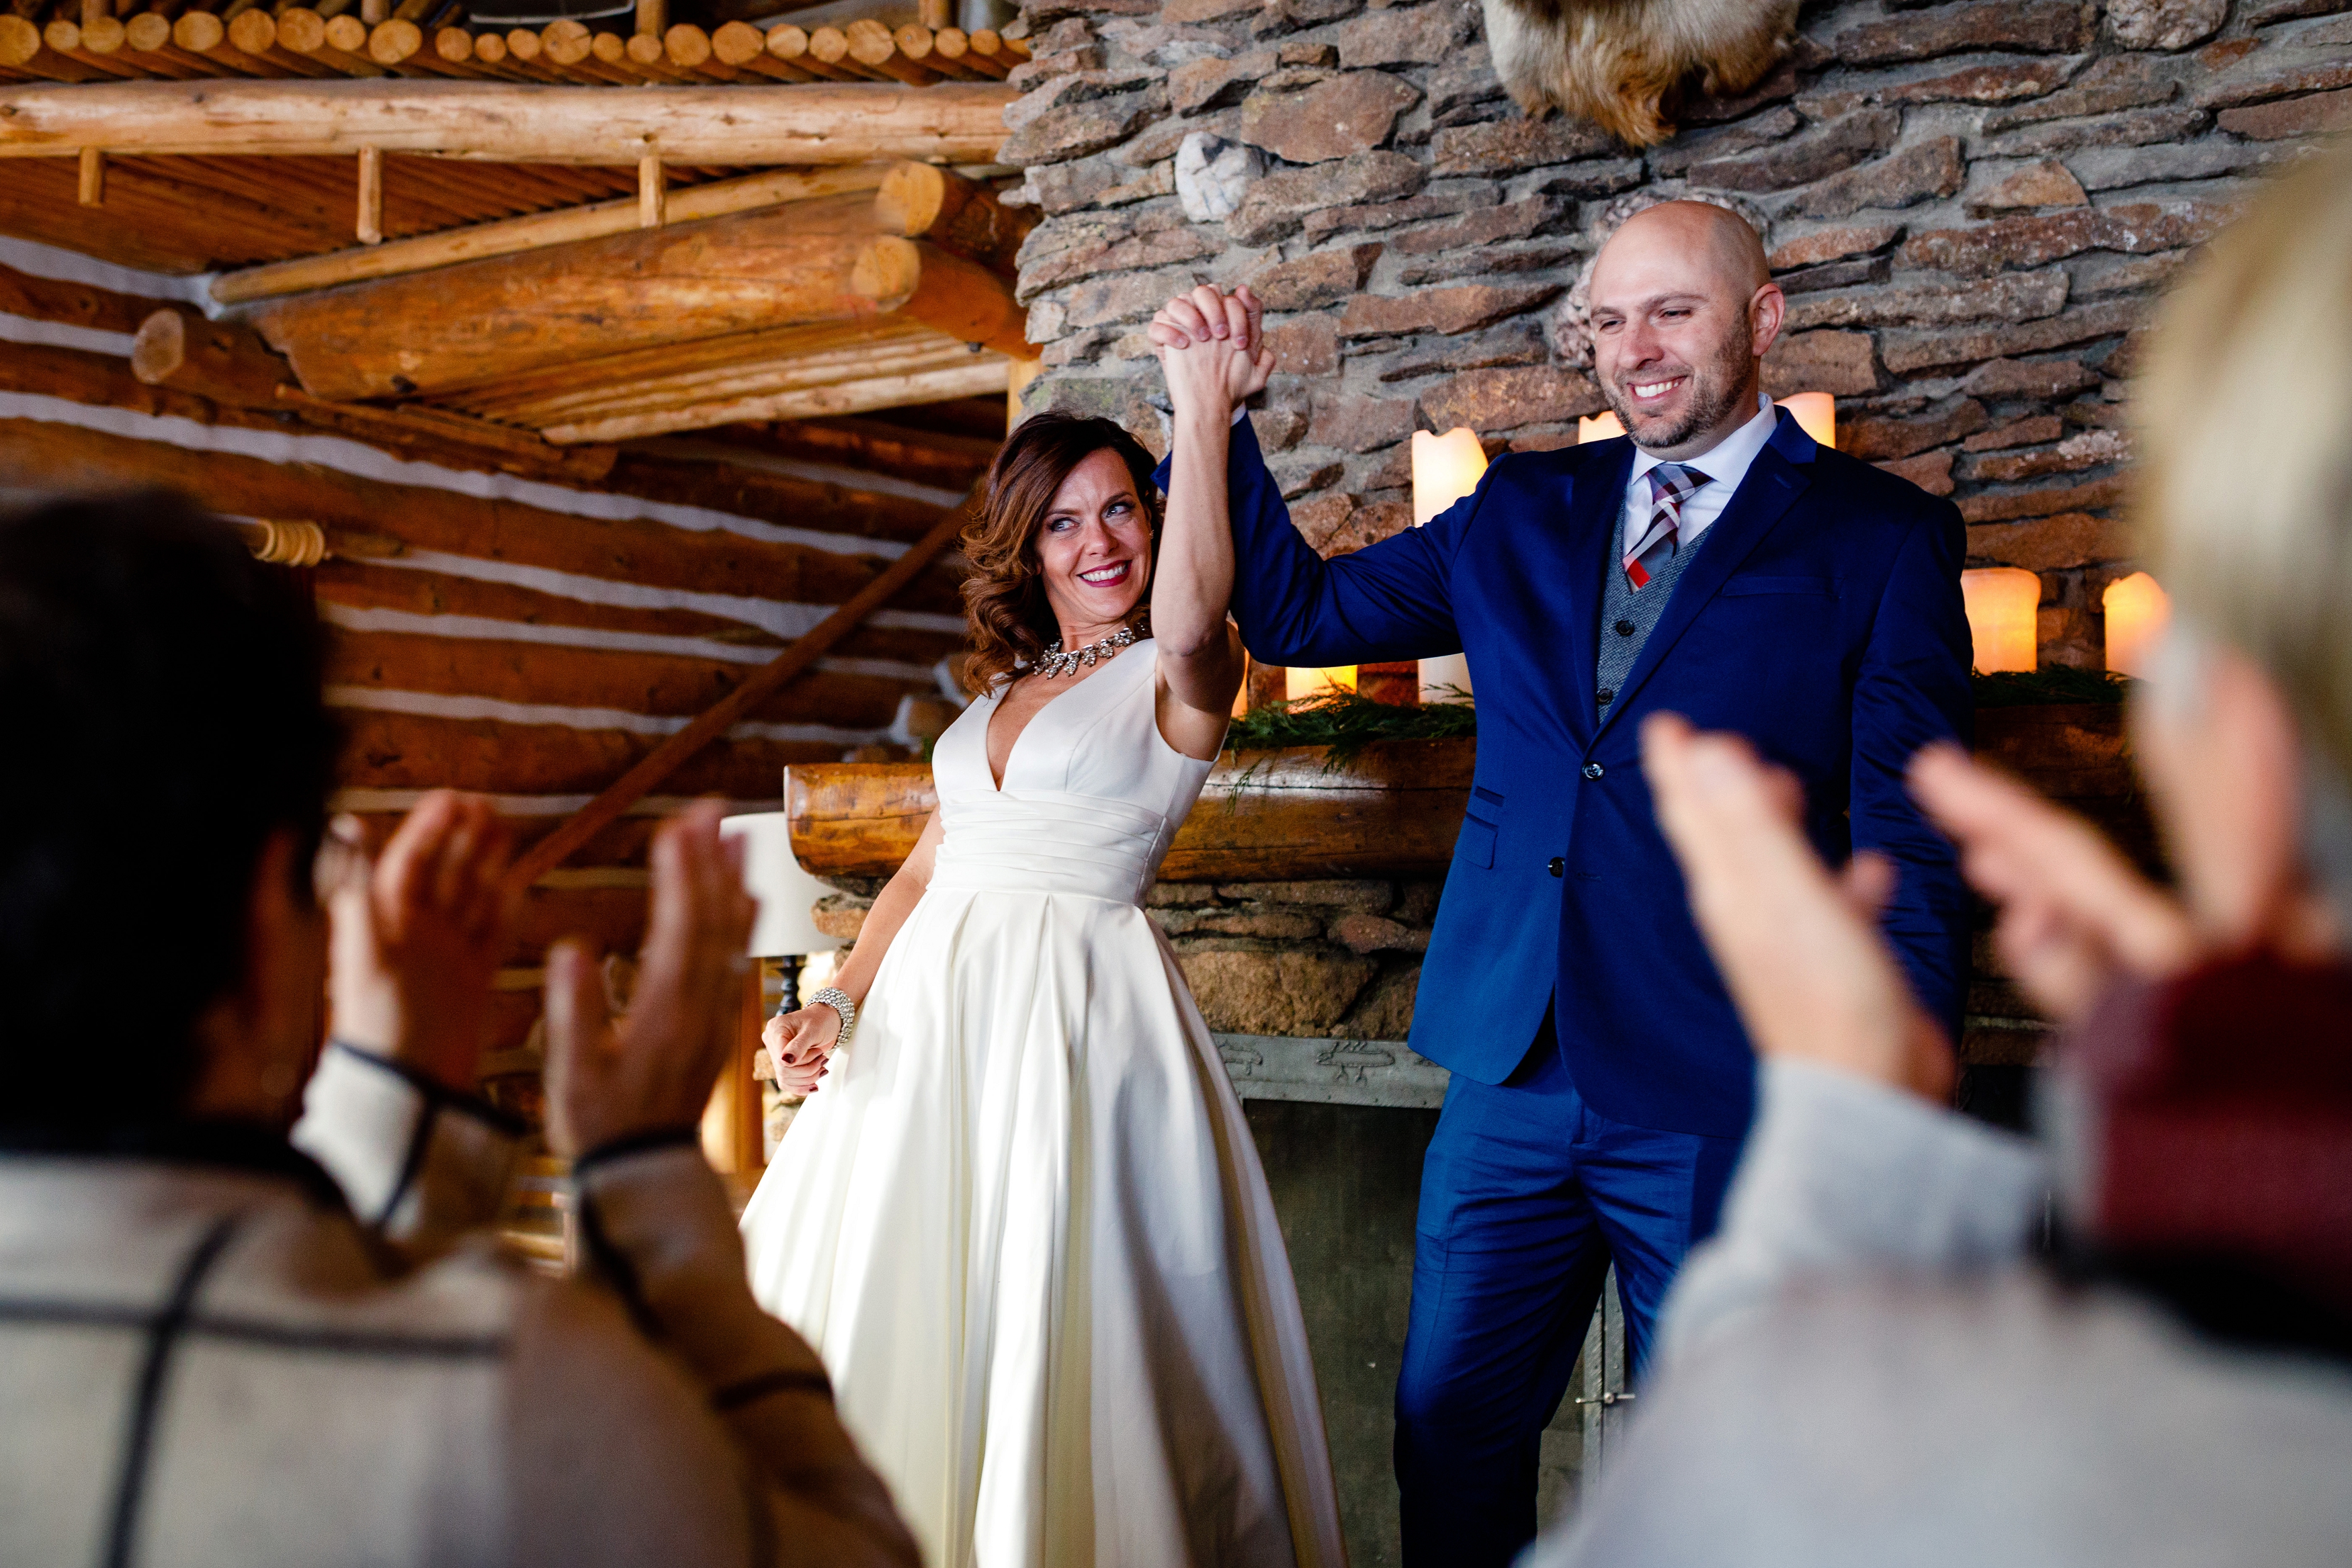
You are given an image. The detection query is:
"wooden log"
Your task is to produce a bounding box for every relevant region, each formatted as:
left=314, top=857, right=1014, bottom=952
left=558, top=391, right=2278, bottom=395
left=749, top=414, right=999, bottom=492
left=247, top=153, right=886, bottom=290
left=786, top=742, right=1478, bottom=882
left=251, top=191, right=911, bottom=400
left=0, top=79, right=1018, bottom=164
left=327, top=628, right=922, bottom=728
left=870, top=238, right=1030, bottom=357
left=767, top=23, right=855, bottom=82
left=844, top=16, right=933, bottom=85
left=874, top=160, right=1033, bottom=277
left=503, top=485, right=977, bottom=889
left=337, top=707, right=831, bottom=799
left=130, top=305, right=295, bottom=404
left=0, top=255, right=167, bottom=333
left=0, top=417, right=964, bottom=615
left=538, top=357, right=1011, bottom=445
left=75, top=141, right=99, bottom=202
left=605, top=445, right=962, bottom=548
left=929, top=27, right=1007, bottom=80
left=0, top=335, right=233, bottom=427
left=710, top=18, right=807, bottom=80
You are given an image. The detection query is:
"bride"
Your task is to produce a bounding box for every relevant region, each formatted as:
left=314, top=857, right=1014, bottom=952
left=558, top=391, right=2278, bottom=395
left=738, top=288, right=1346, bottom=1568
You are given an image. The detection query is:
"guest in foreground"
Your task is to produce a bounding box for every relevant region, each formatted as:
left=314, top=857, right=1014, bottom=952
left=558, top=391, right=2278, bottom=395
left=1152, top=199, right=1972, bottom=1566
left=0, top=496, right=916, bottom=1567
left=1529, top=143, right=2352, bottom=1567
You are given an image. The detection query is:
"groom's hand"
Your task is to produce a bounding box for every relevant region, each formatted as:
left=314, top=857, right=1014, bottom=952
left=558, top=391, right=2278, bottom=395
left=1150, top=284, right=1271, bottom=412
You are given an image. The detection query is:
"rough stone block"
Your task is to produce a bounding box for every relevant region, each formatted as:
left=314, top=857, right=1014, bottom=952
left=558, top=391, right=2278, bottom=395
left=1250, top=406, right=1310, bottom=451
left=1761, top=329, right=1880, bottom=396
left=1001, top=90, right=1163, bottom=167
left=1964, top=414, right=2065, bottom=451
left=1961, top=357, right=2100, bottom=398
left=1161, top=0, right=1262, bottom=17
left=1958, top=474, right=2127, bottom=523
left=1968, top=160, right=2089, bottom=215
left=1017, top=216, right=1224, bottom=298
left=1170, top=50, right=1274, bottom=115
left=2038, top=603, right=2106, bottom=670
left=1961, top=427, right=2130, bottom=482
left=2066, top=140, right=2290, bottom=191
left=1878, top=449, right=1956, bottom=496
left=1967, top=511, right=2132, bottom=570
left=1767, top=221, right=1904, bottom=271
left=1304, top=185, right=1497, bottom=241
left=1337, top=0, right=1473, bottom=67
left=812, top=894, right=871, bottom=941
left=1318, top=496, right=1415, bottom=556
left=1427, top=47, right=1505, bottom=121
left=1339, top=281, right=1562, bottom=338
left=2193, top=57, right=2352, bottom=110
left=1522, top=158, right=1648, bottom=199
left=1175, top=947, right=1379, bottom=1038
left=1337, top=961, right=1420, bottom=1041
left=1429, top=117, right=1616, bottom=175
left=1833, top=1, right=2097, bottom=66
left=1249, top=244, right=1384, bottom=310
left=1785, top=271, right=2068, bottom=332
left=2105, top=0, right=2227, bottom=50
left=1896, top=202, right=2227, bottom=277
left=1307, top=389, right=1417, bottom=450
left=1650, top=106, right=1802, bottom=179
left=1145, top=881, right=1222, bottom=906
left=1391, top=195, right=1564, bottom=254
left=1843, top=396, right=1988, bottom=462
left=1228, top=149, right=1426, bottom=243
left=1982, top=56, right=2179, bottom=130
left=1880, top=57, right=2084, bottom=104
left=1687, top=108, right=1899, bottom=191
left=1418, top=365, right=1604, bottom=432
left=1980, top=105, right=2212, bottom=159
left=1175, top=132, right=1262, bottom=223
left=1241, top=69, right=1422, bottom=163
left=1374, top=320, right=1549, bottom=382
left=1216, top=878, right=1396, bottom=910
left=1060, top=264, right=1211, bottom=329
left=1398, top=242, right=1583, bottom=286
left=1266, top=313, right=1342, bottom=376
left=2218, top=86, right=2352, bottom=139
left=1331, top=912, right=1431, bottom=955
left=1774, top=255, right=1892, bottom=295
left=2072, top=250, right=2193, bottom=298
left=1156, top=907, right=1329, bottom=939
left=1881, top=299, right=2142, bottom=373
left=1792, top=136, right=1965, bottom=219
left=1267, top=451, right=1347, bottom=498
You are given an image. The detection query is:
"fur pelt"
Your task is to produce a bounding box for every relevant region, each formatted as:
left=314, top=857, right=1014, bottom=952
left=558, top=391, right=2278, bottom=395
left=1479, top=0, right=1799, bottom=148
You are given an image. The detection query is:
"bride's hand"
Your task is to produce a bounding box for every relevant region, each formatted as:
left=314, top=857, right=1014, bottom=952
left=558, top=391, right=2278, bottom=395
left=1150, top=284, right=1271, bottom=421
left=765, top=1004, right=843, bottom=1096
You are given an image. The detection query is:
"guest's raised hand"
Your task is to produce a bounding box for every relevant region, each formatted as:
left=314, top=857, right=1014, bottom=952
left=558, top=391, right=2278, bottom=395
left=1908, top=742, right=2193, bottom=1025
left=325, top=789, right=515, bottom=1092
left=1642, top=713, right=1952, bottom=1100
left=543, top=800, right=757, bottom=1158
left=1152, top=284, right=1272, bottom=421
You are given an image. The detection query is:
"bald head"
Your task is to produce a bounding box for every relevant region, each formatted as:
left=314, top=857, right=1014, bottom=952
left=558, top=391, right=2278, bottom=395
left=1586, top=202, right=1783, bottom=460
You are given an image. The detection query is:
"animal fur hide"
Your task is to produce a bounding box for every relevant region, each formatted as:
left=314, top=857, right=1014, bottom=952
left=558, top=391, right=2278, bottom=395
left=1479, top=0, right=1799, bottom=148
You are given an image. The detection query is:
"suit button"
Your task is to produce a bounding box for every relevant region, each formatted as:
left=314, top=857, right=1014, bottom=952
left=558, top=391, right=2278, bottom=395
left=1548, top=857, right=1565, bottom=877
left=1596, top=687, right=1614, bottom=705
left=1613, top=618, right=1636, bottom=637
left=1582, top=761, right=1604, bottom=780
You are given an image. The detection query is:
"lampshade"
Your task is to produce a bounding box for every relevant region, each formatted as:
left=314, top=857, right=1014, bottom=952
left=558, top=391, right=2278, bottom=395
left=1412, top=427, right=1489, bottom=526
left=719, top=812, right=839, bottom=958
left=2101, top=572, right=2171, bottom=678
left=1961, top=568, right=2041, bottom=674
left=1419, top=652, right=1473, bottom=703
left=1287, top=665, right=1357, bottom=701
left=1775, top=392, right=1836, bottom=449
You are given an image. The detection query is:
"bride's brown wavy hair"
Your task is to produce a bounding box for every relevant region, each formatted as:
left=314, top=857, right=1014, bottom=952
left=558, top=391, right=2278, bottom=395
left=960, top=411, right=1164, bottom=694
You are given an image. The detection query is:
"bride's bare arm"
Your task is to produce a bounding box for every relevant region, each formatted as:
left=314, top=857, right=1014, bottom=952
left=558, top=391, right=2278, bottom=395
left=1150, top=284, right=1268, bottom=757
left=767, top=809, right=941, bottom=1090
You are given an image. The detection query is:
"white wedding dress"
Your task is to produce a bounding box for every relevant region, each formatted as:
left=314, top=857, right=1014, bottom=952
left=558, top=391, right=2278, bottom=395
left=739, top=640, right=1347, bottom=1568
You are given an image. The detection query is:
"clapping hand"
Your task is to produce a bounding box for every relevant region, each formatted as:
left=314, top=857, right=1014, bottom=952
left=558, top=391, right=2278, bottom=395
left=1149, top=284, right=1273, bottom=422
left=1642, top=713, right=1954, bottom=1100
left=543, top=801, right=758, bottom=1159
left=325, top=789, right=516, bottom=1092
left=763, top=1004, right=843, bottom=1098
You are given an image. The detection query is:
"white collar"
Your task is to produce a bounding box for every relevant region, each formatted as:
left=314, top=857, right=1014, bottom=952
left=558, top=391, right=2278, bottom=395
left=1626, top=390, right=1779, bottom=490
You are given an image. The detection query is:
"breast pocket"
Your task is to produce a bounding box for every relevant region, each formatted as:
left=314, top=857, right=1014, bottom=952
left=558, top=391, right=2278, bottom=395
left=1720, top=575, right=1835, bottom=598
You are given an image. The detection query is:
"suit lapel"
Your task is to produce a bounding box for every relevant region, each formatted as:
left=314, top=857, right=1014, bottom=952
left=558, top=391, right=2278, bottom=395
left=1561, top=439, right=1633, bottom=742
left=1591, top=413, right=1818, bottom=743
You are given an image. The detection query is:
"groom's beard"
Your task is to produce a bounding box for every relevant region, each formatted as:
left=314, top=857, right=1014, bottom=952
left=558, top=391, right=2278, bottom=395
left=1605, top=329, right=1752, bottom=451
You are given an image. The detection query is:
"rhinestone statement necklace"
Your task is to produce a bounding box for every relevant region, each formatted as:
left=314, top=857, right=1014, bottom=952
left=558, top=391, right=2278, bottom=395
left=1035, top=617, right=1144, bottom=679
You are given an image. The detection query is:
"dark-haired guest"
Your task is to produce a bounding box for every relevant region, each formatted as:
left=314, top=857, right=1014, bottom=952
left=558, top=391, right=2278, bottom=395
left=1527, top=142, right=2352, bottom=1568
left=739, top=404, right=1348, bottom=1568
left=0, top=494, right=917, bottom=1567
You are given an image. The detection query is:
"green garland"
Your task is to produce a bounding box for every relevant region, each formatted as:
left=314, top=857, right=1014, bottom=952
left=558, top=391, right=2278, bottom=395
left=1226, top=669, right=2132, bottom=762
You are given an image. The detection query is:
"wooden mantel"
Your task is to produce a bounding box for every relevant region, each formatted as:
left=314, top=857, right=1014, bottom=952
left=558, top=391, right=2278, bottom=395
left=0, top=81, right=1016, bottom=166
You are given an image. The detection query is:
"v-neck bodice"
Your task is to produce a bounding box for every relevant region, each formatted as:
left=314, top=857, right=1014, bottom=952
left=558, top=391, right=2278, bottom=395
left=927, top=642, right=1217, bottom=904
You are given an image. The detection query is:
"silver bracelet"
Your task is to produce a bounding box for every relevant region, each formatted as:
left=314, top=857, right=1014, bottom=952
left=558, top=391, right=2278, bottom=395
left=808, top=986, right=857, bottom=1048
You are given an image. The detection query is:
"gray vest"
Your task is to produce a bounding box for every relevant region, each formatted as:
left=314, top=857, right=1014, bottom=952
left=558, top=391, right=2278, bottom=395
left=1596, top=499, right=1717, bottom=713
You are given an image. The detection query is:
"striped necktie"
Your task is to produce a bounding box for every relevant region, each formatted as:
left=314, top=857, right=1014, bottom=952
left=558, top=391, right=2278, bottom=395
left=1624, top=462, right=1712, bottom=590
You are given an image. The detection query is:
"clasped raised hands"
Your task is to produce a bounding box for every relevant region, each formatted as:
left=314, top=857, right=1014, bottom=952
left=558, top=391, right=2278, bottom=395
left=1149, top=283, right=1275, bottom=423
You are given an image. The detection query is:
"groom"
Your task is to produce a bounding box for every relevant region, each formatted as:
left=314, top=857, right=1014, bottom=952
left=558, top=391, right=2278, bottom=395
left=1152, top=202, right=1972, bottom=1563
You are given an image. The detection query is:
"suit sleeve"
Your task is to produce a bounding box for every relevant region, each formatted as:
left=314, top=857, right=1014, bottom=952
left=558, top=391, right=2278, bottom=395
left=1850, top=500, right=1974, bottom=1031
left=1155, top=413, right=1485, bottom=666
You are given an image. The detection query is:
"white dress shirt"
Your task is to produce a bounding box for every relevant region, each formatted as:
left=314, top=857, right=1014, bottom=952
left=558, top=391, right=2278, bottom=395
left=1620, top=391, right=1782, bottom=556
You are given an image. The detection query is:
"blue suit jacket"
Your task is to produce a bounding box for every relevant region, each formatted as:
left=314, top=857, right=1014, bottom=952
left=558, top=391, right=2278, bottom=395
left=1181, top=411, right=1973, bottom=1139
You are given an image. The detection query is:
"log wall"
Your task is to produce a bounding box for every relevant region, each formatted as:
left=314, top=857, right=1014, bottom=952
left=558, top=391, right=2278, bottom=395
left=0, top=238, right=978, bottom=1077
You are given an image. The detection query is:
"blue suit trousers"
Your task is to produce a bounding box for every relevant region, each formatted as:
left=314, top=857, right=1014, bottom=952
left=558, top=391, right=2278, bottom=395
left=1394, top=1013, right=1742, bottom=1567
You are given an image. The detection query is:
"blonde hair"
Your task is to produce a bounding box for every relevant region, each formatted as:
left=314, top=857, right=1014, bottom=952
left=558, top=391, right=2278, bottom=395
left=2138, top=140, right=2352, bottom=787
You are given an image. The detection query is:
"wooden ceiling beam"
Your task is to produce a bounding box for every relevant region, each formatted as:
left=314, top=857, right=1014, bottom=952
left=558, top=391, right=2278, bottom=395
left=540, top=358, right=1010, bottom=445
left=0, top=79, right=1015, bottom=163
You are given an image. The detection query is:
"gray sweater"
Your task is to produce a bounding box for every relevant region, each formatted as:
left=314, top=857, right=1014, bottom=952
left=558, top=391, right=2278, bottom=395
left=1527, top=1062, right=2352, bottom=1567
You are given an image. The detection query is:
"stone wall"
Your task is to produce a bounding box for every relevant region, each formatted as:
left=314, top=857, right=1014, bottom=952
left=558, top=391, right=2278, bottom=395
left=1001, top=0, right=2352, bottom=668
